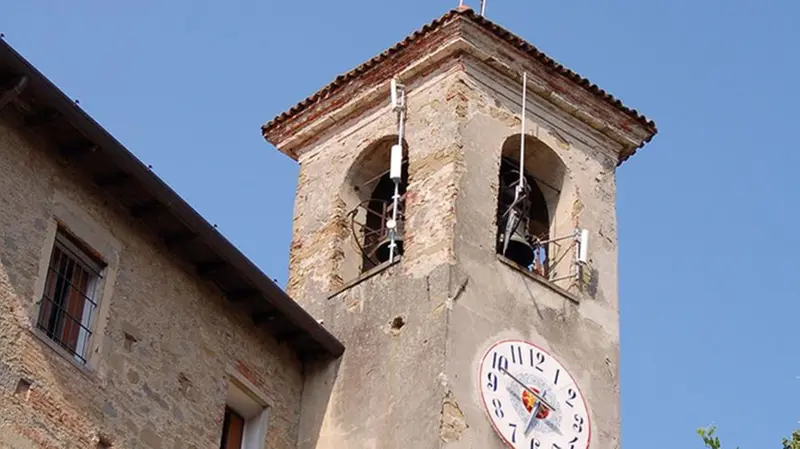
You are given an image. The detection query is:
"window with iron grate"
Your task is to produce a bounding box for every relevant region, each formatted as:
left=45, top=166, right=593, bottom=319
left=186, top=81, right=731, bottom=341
left=36, top=230, right=105, bottom=365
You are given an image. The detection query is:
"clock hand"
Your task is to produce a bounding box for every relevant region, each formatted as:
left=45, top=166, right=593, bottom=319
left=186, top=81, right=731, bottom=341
left=524, top=389, right=557, bottom=437
left=499, top=367, right=557, bottom=413
left=523, top=399, right=542, bottom=436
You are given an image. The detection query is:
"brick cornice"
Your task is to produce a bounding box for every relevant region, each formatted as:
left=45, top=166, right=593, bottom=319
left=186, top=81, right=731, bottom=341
left=262, top=8, right=657, bottom=163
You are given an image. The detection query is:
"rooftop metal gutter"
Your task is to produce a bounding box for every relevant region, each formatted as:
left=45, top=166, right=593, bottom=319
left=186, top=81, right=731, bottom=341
left=0, top=38, right=344, bottom=358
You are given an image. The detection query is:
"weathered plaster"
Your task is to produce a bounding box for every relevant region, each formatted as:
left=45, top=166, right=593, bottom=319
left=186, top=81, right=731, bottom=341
left=285, top=34, right=634, bottom=449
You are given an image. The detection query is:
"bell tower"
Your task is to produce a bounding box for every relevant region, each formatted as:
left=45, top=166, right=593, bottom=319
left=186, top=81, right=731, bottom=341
left=262, top=7, right=656, bottom=449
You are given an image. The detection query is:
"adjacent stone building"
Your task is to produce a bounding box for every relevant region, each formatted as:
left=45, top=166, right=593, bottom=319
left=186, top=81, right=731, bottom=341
left=0, top=5, right=656, bottom=449
left=0, top=38, right=342, bottom=449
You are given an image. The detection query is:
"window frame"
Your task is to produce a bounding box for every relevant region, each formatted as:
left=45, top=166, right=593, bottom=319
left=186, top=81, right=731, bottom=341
left=218, top=370, right=271, bottom=449
left=30, top=194, right=121, bottom=374
left=36, top=229, right=106, bottom=365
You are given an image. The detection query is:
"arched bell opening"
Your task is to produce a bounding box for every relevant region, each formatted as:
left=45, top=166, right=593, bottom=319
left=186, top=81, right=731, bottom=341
left=341, top=136, right=409, bottom=278
left=497, top=156, right=550, bottom=273
left=359, top=161, right=408, bottom=271
left=496, top=134, right=568, bottom=278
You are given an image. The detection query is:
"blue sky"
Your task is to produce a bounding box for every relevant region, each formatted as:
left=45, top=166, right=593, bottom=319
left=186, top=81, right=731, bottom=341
left=3, top=1, right=799, bottom=447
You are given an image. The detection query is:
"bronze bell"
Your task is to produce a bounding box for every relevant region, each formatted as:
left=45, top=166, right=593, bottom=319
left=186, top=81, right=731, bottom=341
left=502, top=220, right=534, bottom=267
left=375, top=218, right=404, bottom=263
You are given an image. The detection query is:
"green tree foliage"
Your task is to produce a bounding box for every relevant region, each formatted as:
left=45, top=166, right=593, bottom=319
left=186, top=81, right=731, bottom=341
left=697, top=425, right=800, bottom=449
left=697, top=426, right=728, bottom=449
left=782, top=430, right=800, bottom=449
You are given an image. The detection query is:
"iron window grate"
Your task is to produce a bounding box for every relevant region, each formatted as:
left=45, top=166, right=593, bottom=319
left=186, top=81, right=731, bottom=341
left=36, top=232, right=104, bottom=364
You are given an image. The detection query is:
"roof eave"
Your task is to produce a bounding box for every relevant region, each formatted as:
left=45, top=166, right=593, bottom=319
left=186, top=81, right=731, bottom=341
left=262, top=7, right=657, bottom=160
left=0, top=38, right=344, bottom=359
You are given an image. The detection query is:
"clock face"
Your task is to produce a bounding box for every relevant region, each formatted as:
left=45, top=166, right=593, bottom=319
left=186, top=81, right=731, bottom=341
left=479, top=340, right=591, bottom=449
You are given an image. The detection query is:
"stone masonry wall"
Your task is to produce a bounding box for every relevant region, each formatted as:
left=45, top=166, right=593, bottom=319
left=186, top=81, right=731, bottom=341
left=274, top=15, right=650, bottom=447
left=440, top=59, right=625, bottom=449
left=0, top=114, right=304, bottom=449
left=286, top=66, right=471, bottom=449
left=291, top=65, right=628, bottom=449
left=285, top=62, right=466, bottom=313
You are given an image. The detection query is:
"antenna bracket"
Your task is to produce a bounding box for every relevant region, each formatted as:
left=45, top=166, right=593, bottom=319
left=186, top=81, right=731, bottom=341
left=390, top=78, right=406, bottom=112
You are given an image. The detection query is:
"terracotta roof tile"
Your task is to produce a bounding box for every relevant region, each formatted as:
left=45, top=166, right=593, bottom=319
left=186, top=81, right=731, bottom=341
left=262, top=7, right=657, bottom=145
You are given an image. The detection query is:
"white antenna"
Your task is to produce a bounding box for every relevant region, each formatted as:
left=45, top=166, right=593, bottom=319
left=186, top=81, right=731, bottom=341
left=546, top=229, right=591, bottom=283
left=518, top=72, right=527, bottom=194
left=390, top=145, right=403, bottom=181
left=458, top=0, right=465, bottom=6
left=390, top=79, right=399, bottom=110
left=388, top=77, right=406, bottom=262
left=480, top=0, right=487, bottom=15
left=577, top=229, right=589, bottom=264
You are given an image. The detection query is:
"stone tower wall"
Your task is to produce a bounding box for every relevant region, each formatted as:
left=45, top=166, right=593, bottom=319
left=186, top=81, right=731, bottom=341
left=290, top=67, right=625, bottom=449
left=441, top=58, right=624, bottom=448
left=270, top=12, right=652, bottom=449
left=289, top=66, right=470, bottom=449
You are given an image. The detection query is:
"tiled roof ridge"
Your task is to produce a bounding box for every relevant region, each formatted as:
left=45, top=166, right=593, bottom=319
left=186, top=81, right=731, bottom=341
left=262, top=7, right=657, bottom=141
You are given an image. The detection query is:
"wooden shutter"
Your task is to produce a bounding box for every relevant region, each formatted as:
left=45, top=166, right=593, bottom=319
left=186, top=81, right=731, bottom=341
left=220, top=407, right=245, bottom=449
left=60, top=261, right=90, bottom=351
